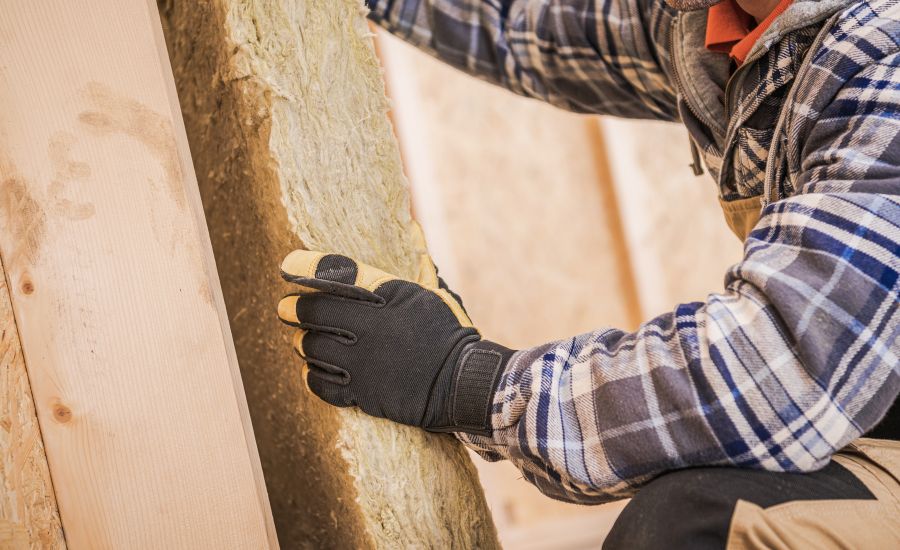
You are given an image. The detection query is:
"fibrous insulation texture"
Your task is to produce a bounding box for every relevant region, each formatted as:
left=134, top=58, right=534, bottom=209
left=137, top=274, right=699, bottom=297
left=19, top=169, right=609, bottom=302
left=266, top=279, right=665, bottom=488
left=158, top=1, right=499, bottom=548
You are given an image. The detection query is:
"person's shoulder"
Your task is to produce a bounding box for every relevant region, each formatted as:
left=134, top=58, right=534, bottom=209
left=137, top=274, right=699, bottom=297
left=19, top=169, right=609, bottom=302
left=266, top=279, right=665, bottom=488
left=813, top=0, right=900, bottom=70
left=782, top=0, right=898, bottom=137
left=856, top=0, right=900, bottom=18
left=827, top=0, right=900, bottom=46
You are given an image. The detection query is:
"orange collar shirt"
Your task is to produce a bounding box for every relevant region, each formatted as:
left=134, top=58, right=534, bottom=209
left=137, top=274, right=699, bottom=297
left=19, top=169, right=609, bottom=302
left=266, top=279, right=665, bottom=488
left=705, top=0, right=795, bottom=65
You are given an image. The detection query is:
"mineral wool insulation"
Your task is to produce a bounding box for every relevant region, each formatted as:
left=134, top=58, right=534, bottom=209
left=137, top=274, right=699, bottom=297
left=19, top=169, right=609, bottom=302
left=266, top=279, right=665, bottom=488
left=158, top=0, right=500, bottom=547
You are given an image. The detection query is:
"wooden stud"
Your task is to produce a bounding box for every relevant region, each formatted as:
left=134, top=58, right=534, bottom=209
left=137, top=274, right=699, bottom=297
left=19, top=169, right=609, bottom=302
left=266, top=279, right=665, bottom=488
left=0, top=254, right=66, bottom=550
left=0, top=1, right=277, bottom=547
left=584, top=122, right=644, bottom=331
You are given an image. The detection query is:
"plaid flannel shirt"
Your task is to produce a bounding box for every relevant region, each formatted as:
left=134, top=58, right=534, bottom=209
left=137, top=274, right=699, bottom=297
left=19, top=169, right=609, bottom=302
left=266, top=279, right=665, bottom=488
left=369, top=0, right=900, bottom=503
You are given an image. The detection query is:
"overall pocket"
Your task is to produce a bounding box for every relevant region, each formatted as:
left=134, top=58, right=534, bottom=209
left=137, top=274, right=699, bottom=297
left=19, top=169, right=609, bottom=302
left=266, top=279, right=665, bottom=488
left=718, top=195, right=763, bottom=242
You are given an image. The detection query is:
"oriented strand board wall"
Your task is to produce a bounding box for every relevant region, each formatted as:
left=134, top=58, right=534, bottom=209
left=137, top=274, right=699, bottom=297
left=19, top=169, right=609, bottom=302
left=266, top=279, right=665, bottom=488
left=599, top=118, right=744, bottom=317
left=0, top=256, right=65, bottom=550
left=159, top=1, right=499, bottom=547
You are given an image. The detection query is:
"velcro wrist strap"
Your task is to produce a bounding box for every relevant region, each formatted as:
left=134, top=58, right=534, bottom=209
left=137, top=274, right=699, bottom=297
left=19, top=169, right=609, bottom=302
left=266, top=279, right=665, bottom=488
left=451, top=341, right=513, bottom=436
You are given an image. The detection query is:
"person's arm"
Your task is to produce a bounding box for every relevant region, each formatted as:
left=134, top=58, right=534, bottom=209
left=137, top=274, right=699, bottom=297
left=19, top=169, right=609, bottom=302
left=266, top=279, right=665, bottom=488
left=367, top=0, right=678, bottom=119
left=458, top=51, right=900, bottom=504
left=276, top=42, right=899, bottom=507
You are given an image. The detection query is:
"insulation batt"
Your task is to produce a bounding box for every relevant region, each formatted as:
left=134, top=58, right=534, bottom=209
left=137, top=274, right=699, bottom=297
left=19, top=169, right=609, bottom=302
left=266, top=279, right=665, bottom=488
left=157, top=1, right=500, bottom=548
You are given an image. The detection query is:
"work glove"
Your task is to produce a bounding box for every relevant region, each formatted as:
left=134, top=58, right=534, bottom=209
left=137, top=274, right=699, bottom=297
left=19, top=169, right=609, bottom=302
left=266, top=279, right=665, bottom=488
left=277, top=250, right=514, bottom=436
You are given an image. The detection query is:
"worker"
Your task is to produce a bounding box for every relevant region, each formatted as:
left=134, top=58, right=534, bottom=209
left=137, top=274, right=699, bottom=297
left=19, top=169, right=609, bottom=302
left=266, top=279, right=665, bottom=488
left=277, top=0, right=900, bottom=547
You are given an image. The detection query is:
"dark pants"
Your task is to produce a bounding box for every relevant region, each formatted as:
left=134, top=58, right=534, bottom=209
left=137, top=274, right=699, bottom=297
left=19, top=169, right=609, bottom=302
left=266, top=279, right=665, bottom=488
left=603, top=438, right=900, bottom=549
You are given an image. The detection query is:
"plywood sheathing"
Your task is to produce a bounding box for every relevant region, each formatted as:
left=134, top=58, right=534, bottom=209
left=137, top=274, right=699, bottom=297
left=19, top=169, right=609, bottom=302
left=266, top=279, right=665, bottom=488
left=599, top=118, right=744, bottom=317
left=0, top=254, right=65, bottom=550
left=158, top=1, right=499, bottom=548
left=0, top=1, right=277, bottom=547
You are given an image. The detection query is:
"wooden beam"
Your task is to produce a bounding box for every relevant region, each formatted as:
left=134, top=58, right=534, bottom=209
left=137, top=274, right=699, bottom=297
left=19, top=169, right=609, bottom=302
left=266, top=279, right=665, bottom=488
left=0, top=1, right=277, bottom=547
left=584, top=122, right=644, bottom=332
left=159, top=1, right=499, bottom=547
left=0, top=254, right=65, bottom=550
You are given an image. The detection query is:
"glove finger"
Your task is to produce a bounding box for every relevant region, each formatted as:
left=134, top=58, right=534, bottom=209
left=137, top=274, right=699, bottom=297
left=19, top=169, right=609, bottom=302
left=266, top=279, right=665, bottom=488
left=432, top=287, right=475, bottom=328
left=419, top=250, right=469, bottom=317
left=279, top=294, right=361, bottom=337
left=306, top=365, right=354, bottom=407
left=295, top=292, right=361, bottom=339
left=305, top=356, right=350, bottom=385
left=300, top=362, right=310, bottom=390
left=292, top=330, right=307, bottom=357
left=300, top=330, right=354, bottom=368
left=289, top=334, right=350, bottom=404
left=440, top=278, right=465, bottom=309
left=435, top=270, right=469, bottom=317
left=417, top=253, right=439, bottom=289
left=281, top=250, right=393, bottom=302
left=408, top=224, right=469, bottom=315
left=278, top=295, right=301, bottom=326
left=409, top=221, right=438, bottom=289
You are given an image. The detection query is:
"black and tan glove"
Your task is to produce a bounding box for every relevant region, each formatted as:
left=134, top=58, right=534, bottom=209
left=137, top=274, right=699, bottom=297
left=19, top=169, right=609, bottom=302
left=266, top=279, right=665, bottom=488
left=277, top=250, right=514, bottom=436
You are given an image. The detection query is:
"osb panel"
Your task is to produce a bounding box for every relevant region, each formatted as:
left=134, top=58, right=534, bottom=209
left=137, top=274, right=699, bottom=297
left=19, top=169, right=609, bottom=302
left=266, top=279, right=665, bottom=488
left=600, top=118, right=744, bottom=317
left=0, top=257, right=65, bottom=550
left=159, top=1, right=498, bottom=548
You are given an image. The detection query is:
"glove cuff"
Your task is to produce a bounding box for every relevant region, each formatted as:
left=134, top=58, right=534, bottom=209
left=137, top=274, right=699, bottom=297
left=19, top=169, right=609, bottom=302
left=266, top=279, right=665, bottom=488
left=449, top=340, right=514, bottom=436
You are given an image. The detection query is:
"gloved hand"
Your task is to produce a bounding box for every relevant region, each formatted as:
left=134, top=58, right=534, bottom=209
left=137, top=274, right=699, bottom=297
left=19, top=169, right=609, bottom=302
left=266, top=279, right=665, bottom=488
left=277, top=250, right=514, bottom=435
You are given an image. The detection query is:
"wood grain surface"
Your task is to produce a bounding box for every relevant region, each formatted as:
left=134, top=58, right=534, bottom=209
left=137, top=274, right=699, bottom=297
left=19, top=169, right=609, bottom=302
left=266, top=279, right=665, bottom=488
left=0, top=1, right=277, bottom=548
left=0, top=254, right=65, bottom=550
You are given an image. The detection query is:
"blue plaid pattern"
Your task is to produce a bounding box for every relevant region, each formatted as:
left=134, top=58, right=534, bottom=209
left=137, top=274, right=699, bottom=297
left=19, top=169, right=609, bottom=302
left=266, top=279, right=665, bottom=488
left=368, top=0, right=678, bottom=119
left=370, top=0, right=900, bottom=503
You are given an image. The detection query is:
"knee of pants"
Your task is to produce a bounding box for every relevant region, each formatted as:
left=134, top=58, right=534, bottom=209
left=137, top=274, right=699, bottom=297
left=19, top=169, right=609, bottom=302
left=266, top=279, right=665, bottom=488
left=603, top=468, right=744, bottom=550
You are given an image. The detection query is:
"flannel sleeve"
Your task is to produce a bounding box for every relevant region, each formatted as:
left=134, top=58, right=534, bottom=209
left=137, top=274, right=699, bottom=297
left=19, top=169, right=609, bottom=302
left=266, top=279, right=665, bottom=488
left=366, top=0, right=678, bottom=119
left=456, top=52, right=900, bottom=504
